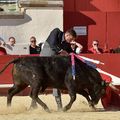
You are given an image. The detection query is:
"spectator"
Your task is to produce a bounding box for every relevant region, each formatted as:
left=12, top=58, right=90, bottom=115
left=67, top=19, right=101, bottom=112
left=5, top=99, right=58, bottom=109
left=88, top=40, right=103, bottom=54
left=111, top=44, right=120, bottom=53
left=0, top=41, right=7, bottom=55
left=8, top=37, right=16, bottom=47
left=70, top=41, right=83, bottom=54
left=29, top=36, right=41, bottom=54
left=3, top=37, right=16, bottom=54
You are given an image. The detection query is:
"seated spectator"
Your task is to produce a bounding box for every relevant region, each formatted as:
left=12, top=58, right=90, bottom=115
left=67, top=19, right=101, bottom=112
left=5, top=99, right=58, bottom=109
left=0, top=41, right=7, bottom=55
left=3, top=37, right=16, bottom=54
left=112, top=44, right=120, bottom=53
left=70, top=41, right=83, bottom=54
left=88, top=40, right=103, bottom=54
left=29, top=36, right=41, bottom=54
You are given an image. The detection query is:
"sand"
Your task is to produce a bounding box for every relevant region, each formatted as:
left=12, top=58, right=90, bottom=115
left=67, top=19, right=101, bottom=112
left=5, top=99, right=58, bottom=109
left=0, top=94, right=120, bottom=120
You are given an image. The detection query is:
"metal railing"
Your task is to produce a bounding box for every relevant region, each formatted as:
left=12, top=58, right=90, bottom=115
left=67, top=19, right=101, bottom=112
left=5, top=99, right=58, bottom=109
left=0, top=0, right=17, bottom=4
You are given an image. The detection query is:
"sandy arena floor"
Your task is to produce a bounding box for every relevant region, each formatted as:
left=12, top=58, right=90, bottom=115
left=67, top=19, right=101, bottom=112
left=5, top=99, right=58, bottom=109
left=0, top=94, right=120, bottom=120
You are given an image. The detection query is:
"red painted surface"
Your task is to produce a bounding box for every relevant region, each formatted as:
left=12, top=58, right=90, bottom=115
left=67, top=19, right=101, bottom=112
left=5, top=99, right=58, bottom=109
left=83, top=53, right=120, bottom=77
left=0, top=55, right=30, bottom=96
left=0, top=55, right=16, bottom=84
left=64, top=0, right=120, bottom=52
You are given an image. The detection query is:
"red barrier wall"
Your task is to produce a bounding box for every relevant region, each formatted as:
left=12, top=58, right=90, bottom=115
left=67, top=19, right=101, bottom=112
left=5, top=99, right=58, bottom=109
left=0, top=54, right=120, bottom=96
left=0, top=55, right=30, bottom=96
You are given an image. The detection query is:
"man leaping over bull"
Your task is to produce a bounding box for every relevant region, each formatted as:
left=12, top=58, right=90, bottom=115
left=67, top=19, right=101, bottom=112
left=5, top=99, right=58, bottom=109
left=40, top=28, right=83, bottom=111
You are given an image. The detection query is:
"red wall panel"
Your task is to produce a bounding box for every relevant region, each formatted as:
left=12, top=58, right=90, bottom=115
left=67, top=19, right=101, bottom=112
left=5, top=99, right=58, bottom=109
left=64, top=0, right=75, bottom=11
left=91, top=0, right=120, bottom=12
left=82, top=11, right=106, bottom=49
left=64, top=0, right=120, bottom=52
left=107, top=12, right=120, bottom=49
left=75, top=0, right=120, bottom=12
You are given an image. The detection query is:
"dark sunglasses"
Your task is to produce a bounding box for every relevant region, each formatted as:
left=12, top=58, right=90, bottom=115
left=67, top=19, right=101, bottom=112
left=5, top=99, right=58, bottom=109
left=31, top=41, right=36, bottom=43
left=93, top=44, right=98, bottom=45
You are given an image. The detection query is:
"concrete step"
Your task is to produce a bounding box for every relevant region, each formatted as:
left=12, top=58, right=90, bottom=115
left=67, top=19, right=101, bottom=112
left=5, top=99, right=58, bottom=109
left=0, top=11, right=24, bottom=19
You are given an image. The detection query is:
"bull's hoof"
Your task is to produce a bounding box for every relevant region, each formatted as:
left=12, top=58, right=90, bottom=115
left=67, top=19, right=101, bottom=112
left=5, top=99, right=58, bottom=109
left=57, top=108, right=63, bottom=112
left=45, top=108, right=51, bottom=113
left=89, top=105, right=96, bottom=111
left=88, top=101, right=96, bottom=110
left=63, top=107, right=67, bottom=112
left=29, top=105, right=38, bottom=110
left=7, top=104, right=11, bottom=107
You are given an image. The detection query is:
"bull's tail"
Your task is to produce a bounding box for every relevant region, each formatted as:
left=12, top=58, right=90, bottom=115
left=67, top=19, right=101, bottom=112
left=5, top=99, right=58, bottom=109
left=0, top=58, right=20, bottom=74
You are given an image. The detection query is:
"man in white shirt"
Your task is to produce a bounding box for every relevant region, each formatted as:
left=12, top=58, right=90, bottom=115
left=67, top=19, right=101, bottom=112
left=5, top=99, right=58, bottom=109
left=3, top=37, right=16, bottom=55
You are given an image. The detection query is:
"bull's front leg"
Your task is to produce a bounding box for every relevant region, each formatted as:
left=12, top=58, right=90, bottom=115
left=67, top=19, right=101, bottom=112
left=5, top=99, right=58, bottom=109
left=63, top=69, right=76, bottom=111
left=63, top=93, right=76, bottom=112
left=77, top=90, right=94, bottom=107
left=88, top=90, right=98, bottom=110
left=78, top=90, right=95, bottom=108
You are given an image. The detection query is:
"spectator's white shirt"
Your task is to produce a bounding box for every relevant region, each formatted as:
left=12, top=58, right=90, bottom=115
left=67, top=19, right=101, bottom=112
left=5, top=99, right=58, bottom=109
left=5, top=44, right=15, bottom=55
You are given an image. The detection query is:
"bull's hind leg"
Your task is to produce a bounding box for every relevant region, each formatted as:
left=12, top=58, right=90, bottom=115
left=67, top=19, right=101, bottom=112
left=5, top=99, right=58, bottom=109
left=29, top=99, right=38, bottom=109
left=7, top=84, right=28, bottom=107
left=30, top=85, right=50, bottom=113
left=29, top=85, right=47, bottom=109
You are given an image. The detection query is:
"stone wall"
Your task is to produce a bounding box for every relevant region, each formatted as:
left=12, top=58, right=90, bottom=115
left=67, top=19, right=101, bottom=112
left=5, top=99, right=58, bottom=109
left=0, top=8, right=63, bottom=44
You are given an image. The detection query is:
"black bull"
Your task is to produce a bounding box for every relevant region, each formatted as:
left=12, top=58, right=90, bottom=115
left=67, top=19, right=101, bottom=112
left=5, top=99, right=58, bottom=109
left=0, top=56, right=106, bottom=112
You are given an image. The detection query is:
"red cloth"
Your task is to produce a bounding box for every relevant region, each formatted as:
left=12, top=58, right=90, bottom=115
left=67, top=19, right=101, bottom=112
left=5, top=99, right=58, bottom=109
left=0, top=47, right=7, bottom=55
left=101, top=86, right=120, bottom=110
left=100, top=73, right=120, bottom=110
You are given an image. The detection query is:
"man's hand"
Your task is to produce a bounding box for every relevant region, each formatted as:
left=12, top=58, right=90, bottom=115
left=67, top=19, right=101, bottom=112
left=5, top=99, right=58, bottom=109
left=70, top=41, right=76, bottom=45
left=59, top=50, right=69, bottom=56
left=93, top=45, right=101, bottom=54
